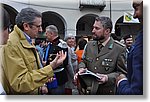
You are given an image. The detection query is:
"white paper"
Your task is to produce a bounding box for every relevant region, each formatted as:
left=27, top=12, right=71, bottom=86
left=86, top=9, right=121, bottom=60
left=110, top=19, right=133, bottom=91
left=79, top=70, right=101, bottom=79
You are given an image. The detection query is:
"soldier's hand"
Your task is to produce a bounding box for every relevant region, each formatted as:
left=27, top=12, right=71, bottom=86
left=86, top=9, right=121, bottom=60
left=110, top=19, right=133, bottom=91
left=78, top=68, right=87, bottom=74
left=73, top=68, right=87, bottom=84
left=96, top=73, right=108, bottom=84
left=74, top=68, right=87, bottom=80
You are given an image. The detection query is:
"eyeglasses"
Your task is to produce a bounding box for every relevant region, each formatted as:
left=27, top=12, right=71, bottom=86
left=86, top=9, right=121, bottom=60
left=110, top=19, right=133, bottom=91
left=28, top=22, right=41, bottom=29
left=32, top=24, right=41, bottom=28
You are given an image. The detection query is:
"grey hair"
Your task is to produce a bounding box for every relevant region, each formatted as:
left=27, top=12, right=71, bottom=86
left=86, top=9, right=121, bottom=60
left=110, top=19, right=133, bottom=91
left=64, top=33, right=75, bottom=41
left=15, top=8, right=42, bottom=30
left=95, top=16, right=112, bottom=33
left=46, top=25, right=58, bottom=35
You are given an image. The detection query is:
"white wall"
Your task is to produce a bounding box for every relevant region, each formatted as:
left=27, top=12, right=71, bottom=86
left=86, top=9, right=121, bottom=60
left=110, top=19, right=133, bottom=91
left=1, top=0, right=134, bottom=34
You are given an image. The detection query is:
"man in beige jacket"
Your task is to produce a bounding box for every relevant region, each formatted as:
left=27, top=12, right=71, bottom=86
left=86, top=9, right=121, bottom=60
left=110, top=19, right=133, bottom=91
left=2, top=8, right=66, bottom=95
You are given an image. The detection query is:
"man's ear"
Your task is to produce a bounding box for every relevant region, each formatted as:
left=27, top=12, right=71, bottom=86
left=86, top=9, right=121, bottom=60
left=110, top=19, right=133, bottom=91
left=105, top=29, right=111, bottom=35
left=23, top=23, right=30, bottom=31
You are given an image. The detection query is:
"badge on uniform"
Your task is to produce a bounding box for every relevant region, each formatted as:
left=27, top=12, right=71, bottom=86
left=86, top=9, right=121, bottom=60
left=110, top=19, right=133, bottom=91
left=102, top=58, right=113, bottom=71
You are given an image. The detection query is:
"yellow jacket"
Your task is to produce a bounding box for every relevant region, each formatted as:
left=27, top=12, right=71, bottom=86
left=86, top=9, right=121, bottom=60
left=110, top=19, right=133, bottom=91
left=2, top=25, right=54, bottom=94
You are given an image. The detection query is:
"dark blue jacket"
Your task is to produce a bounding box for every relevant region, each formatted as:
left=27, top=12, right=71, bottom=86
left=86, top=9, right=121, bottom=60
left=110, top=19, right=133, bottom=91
left=117, top=30, right=143, bottom=95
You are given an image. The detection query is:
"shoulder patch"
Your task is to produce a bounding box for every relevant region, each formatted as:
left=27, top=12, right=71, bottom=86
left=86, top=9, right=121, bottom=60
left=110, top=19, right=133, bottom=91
left=114, top=40, right=125, bottom=47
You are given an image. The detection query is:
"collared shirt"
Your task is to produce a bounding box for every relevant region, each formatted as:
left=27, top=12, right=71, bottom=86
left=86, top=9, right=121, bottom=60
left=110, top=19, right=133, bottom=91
left=23, top=32, right=43, bottom=68
left=23, top=32, right=32, bottom=44
left=103, top=37, right=110, bottom=46
left=97, top=37, right=110, bottom=47
left=97, top=37, right=110, bottom=53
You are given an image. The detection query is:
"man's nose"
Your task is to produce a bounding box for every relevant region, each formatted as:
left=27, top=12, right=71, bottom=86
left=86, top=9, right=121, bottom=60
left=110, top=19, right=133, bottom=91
left=92, top=28, right=95, bottom=33
left=39, top=27, right=43, bottom=32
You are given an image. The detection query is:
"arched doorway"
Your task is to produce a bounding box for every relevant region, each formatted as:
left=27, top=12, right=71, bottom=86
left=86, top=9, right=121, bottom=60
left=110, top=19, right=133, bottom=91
left=115, top=16, right=141, bottom=40
left=76, top=14, right=98, bottom=41
left=42, top=11, right=66, bottom=39
left=2, top=4, right=18, bottom=30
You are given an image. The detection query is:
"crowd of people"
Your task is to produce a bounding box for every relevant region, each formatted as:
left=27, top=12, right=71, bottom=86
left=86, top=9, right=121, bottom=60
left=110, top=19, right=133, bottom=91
left=0, top=0, right=143, bottom=95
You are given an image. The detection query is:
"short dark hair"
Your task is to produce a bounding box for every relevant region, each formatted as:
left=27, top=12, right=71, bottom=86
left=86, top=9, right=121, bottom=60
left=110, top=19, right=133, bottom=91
left=1, top=7, right=10, bottom=30
left=123, top=34, right=133, bottom=41
left=95, top=16, right=112, bottom=33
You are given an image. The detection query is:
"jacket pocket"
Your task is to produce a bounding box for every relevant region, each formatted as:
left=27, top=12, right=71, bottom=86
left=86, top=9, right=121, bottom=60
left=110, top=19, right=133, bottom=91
left=25, top=56, right=37, bottom=70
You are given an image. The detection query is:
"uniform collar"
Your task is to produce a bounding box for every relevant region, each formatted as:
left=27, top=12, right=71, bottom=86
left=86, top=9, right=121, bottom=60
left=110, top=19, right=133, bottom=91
left=52, top=36, right=60, bottom=45
left=97, top=37, right=110, bottom=47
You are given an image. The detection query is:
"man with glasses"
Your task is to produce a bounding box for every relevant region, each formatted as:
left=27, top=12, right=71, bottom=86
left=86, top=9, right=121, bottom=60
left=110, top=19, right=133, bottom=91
left=2, top=7, right=66, bottom=95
